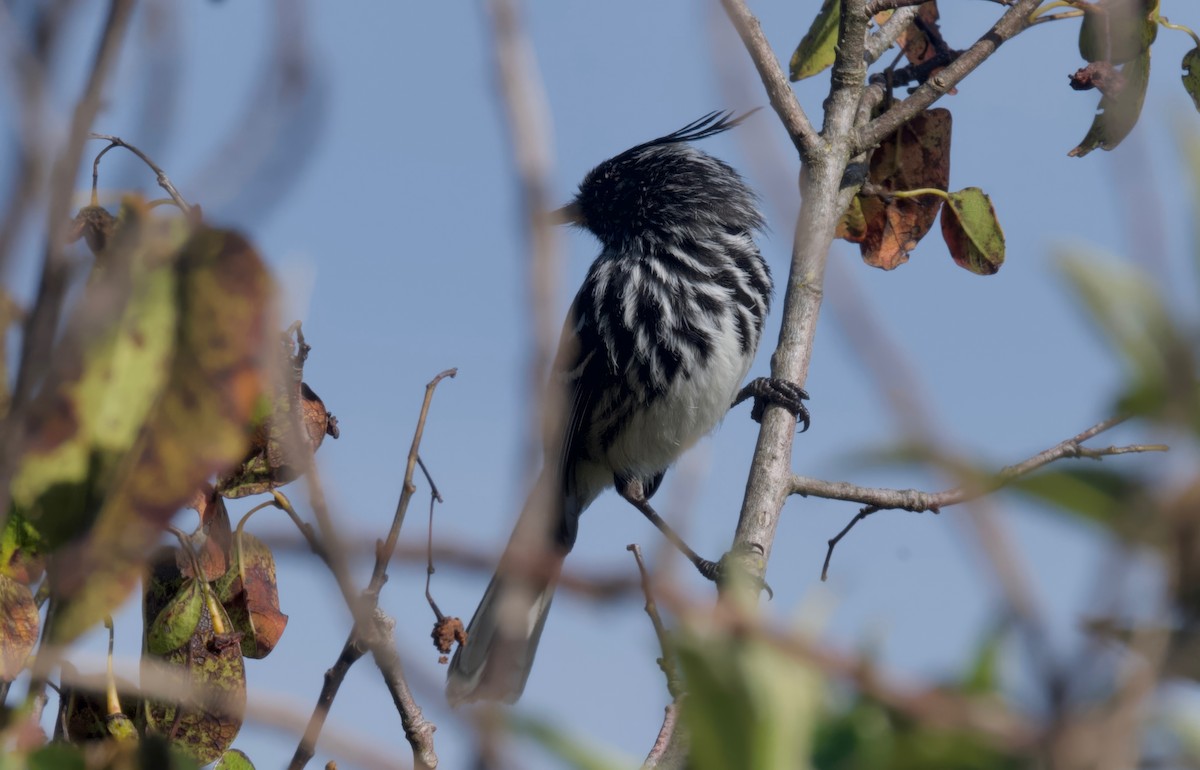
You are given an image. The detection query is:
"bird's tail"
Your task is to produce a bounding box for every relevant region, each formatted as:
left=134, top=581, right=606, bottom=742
left=446, top=470, right=571, bottom=705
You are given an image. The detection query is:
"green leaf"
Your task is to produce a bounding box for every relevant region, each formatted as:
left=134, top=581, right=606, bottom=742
left=960, top=626, right=1007, bottom=695
left=1184, top=47, right=1200, bottom=111
left=143, top=551, right=247, bottom=765
left=214, top=749, right=256, bottom=770
left=940, top=187, right=1005, bottom=275
left=1069, top=49, right=1151, bottom=157
left=790, top=0, right=840, bottom=81
left=1010, top=466, right=1141, bottom=530
left=0, top=511, right=45, bottom=585
left=677, top=628, right=821, bottom=770
left=1058, top=252, right=1195, bottom=424
left=509, top=717, right=631, bottom=770
left=27, top=744, right=87, bottom=770
left=147, top=578, right=203, bottom=655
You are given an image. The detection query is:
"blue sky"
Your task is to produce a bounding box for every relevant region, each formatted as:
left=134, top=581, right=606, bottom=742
left=5, top=1, right=1199, bottom=767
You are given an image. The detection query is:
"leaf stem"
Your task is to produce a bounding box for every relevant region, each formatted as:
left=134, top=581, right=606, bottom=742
left=889, top=187, right=951, bottom=201
left=1160, top=16, right=1200, bottom=48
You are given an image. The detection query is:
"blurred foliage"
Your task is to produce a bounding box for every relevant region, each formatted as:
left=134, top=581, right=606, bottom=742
left=0, top=154, right=335, bottom=763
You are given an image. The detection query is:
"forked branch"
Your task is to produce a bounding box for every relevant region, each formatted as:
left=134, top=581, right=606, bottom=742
left=809, top=416, right=1168, bottom=580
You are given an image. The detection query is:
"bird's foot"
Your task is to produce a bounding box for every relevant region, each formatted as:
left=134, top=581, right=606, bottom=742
left=734, top=377, right=811, bottom=431
left=692, top=554, right=773, bottom=599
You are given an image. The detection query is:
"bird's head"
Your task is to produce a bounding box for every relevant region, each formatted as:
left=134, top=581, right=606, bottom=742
left=556, top=110, right=764, bottom=251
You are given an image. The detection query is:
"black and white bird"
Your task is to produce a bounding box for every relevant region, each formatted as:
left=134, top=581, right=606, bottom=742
left=446, top=111, right=808, bottom=705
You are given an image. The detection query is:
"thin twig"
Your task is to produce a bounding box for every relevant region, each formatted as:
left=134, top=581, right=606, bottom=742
left=811, top=416, right=1168, bottom=579
left=88, top=133, right=193, bottom=213
left=864, top=6, right=921, bottom=65
left=719, top=0, right=821, bottom=158
left=289, top=369, right=455, bottom=770
left=627, top=545, right=682, bottom=700
left=419, top=455, right=446, bottom=620
left=854, top=0, right=1044, bottom=153
left=369, top=368, right=457, bottom=597
left=628, top=545, right=687, bottom=770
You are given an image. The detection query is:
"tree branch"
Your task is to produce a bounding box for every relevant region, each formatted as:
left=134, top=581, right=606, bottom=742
left=724, top=0, right=872, bottom=586
left=289, top=370, right=455, bottom=770
left=719, top=0, right=822, bottom=158
left=808, top=416, right=1168, bottom=579
left=864, top=6, right=921, bottom=65
left=628, top=544, right=688, bottom=769
left=854, top=0, right=1043, bottom=154
left=88, top=133, right=193, bottom=214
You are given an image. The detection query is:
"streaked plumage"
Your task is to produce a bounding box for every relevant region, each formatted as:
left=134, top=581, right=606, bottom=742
left=447, top=111, right=770, bottom=704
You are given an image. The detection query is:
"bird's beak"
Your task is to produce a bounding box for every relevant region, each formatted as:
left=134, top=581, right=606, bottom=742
left=550, top=201, right=584, bottom=226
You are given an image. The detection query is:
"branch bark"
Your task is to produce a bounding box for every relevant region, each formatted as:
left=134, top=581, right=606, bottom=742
left=719, top=0, right=822, bottom=158
left=723, top=0, right=873, bottom=582
left=806, top=416, right=1168, bottom=580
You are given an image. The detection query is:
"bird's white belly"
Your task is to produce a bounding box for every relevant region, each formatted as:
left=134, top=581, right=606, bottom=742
left=603, top=321, right=754, bottom=479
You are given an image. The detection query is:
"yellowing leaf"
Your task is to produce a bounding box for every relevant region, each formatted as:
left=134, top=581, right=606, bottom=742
left=0, top=574, right=37, bottom=680
left=940, top=187, right=1005, bottom=275
left=49, top=227, right=274, bottom=644
left=860, top=108, right=952, bottom=269
left=835, top=195, right=867, bottom=243
left=790, top=0, right=839, bottom=81
left=214, top=532, right=288, bottom=659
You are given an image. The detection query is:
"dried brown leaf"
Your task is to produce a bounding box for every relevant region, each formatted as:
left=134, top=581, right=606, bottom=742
left=859, top=108, right=952, bottom=269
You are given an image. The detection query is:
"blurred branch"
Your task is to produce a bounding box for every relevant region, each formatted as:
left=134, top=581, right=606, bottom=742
left=630, top=544, right=689, bottom=769
left=59, top=660, right=401, bottom=770
left=0, top=1, right=65, bottom=275
left=485, top=0, right=564, bottom=488
left=0, top=0, right=135, bottom=540
left=674, top=587, right=1040, bottom=752
left=88, top=133, right=193, bottom=213
left=719, top=0, right=821, bottom=157
left=810, top=416, right=1168, bottom=580
left=628, top=545, right=682, bottom=699
left=289, top=369, right=455, bottom=770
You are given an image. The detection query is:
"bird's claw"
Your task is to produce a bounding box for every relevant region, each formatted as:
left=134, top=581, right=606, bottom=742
left=694, top=557, right=774, bottom=599
left=735, top=377, right=811, bottom=432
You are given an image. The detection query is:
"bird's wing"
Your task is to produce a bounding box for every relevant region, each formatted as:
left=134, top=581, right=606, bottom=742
left=548, top=282, right=614, bottom=549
